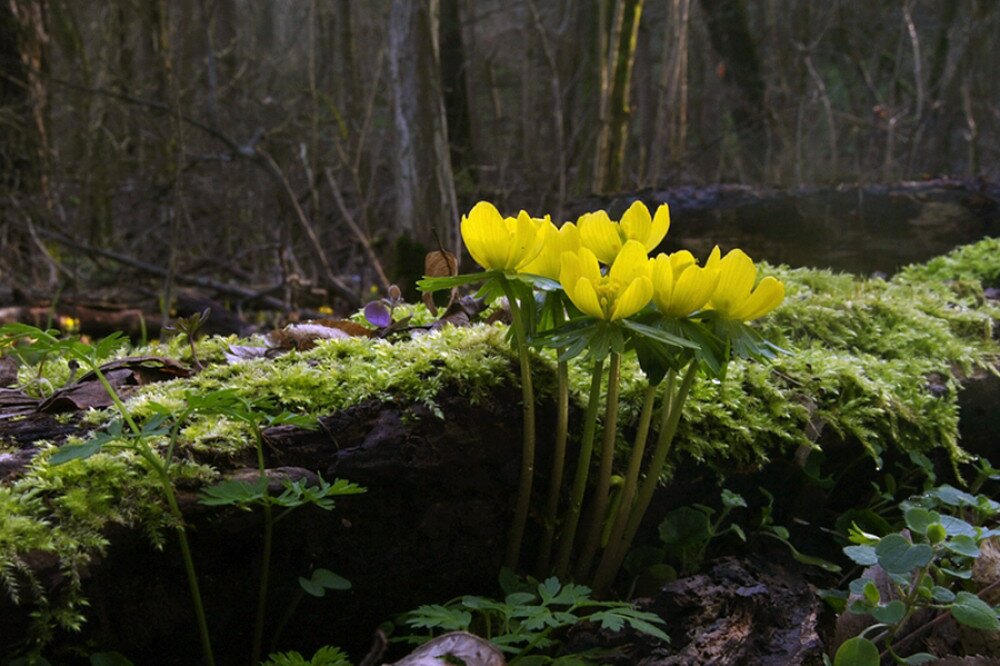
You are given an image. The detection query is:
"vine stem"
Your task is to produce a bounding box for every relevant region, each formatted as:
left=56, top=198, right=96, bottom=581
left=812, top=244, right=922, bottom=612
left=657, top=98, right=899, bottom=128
left=93, top=365, right=140, bottom=435
left=604, top=362, right=698, bottom=582
left=500, top=277, right=537, bottom=571
left=591, top=379, right=659, bottom=593
left=150, top=456, right=215, bottom=666
left=575, top=351, right=623, bottom=580
left=555, top=357, right=606, bottom=578
left=96, top=362, right=215, bottom=665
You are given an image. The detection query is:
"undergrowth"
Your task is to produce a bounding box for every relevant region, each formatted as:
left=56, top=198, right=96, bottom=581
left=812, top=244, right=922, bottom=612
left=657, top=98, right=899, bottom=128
left=1, top=238, right=998, bottom=653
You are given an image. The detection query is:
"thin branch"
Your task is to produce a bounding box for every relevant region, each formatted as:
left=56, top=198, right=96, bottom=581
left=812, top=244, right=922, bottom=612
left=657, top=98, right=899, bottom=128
left=323, top=168, right=391, bottom=291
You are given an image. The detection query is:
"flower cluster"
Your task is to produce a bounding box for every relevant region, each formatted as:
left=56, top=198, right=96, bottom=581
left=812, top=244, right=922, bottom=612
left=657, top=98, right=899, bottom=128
left=433, top=199, right=789, bottom=583
left=460, top=199, right=785, bottom=324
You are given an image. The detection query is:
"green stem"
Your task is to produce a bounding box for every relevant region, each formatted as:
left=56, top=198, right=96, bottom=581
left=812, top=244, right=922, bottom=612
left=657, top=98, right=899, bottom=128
left=575, top=351, right=623, bottom=580
left=251, top=428, right=272, bottom=666
left=501, top=278, right=537, bottom=571
left=555, top=357, right=605, bottom=579
left=535, top=329, right=570, bottom=575
left=154, top=461, right=215, bottom=666
left=93, top=365, right=140, bottom=435
left=252, top=504, right=274, bottom=664
left=605, top=362, right=698, bottom=582
left=591, top=381, right=658, bottom=592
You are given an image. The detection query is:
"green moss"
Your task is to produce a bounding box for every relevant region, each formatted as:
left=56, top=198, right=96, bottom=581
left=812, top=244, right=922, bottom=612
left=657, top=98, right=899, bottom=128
left=1, top=238, right=998, bottom=651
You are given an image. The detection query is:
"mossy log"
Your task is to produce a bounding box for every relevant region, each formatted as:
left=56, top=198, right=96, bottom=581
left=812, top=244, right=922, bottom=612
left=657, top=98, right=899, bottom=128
left=1, top=239, right=999, bottom=663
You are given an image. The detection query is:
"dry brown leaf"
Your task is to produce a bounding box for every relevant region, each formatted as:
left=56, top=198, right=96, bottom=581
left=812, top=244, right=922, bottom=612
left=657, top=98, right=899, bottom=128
left=424, top=250, right=458, bottom=278
left=423, top=250, right=459, bottom=316
left=269, top=319, right=374, bottom=351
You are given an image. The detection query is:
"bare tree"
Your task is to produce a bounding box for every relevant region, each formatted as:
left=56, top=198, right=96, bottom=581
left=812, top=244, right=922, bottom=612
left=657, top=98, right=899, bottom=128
left=388, top=0, right=459, bottom=257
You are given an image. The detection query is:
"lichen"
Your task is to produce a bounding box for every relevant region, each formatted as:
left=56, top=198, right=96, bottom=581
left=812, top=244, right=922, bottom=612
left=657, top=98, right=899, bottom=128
left=1, top=238, right=999, bottom=652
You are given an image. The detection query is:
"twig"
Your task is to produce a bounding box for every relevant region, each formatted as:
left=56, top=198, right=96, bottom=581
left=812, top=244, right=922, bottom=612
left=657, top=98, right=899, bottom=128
left=323, top=168, right=391, bottom=291
left=258, top=149, right=358, bottom=305
left=33, top=225, right=294, bottom=312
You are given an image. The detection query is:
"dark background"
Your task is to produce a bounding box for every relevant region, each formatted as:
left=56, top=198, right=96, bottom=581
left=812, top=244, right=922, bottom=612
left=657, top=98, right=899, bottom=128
left=1, top=0, right=997, bottom=310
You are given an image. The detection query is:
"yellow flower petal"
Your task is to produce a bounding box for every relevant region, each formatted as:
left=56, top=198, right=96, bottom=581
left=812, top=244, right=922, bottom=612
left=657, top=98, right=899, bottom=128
left=645, top=204, right=671, bottom=252
left=710, top=249, right=757, bottom=314
left=650, top=254, right=676, bottom=311
left=611, top=276, right=653, bottom=320
left=620, top=201, right=652, bottom=243
left=508, top=211, right=542, bottom=269
left=669, top=266, right=719, bottom=316
left=608, top=240, right=651, bottom=285
left=578, top=210, right=623, bottom=264
left=669, top=250, right=696, bottom=276
left=461, top=201, right=508, bottom=270
left=572, top=276, right=605, bottom=319
left=731, top=276, right=785, bottom=320
left=522, top=222, right=580, bottom=280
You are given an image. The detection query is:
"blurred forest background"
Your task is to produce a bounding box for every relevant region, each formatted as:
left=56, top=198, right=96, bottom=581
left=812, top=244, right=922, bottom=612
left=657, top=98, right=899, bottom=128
left=1, top=0, right=998, bottom=313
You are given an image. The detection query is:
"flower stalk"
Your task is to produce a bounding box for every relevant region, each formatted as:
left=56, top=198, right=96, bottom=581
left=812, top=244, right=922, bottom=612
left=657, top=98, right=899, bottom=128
left=555, top=357, right=605, bottom=579
left=591, top=378, right=660, bottom=592
left=575, top=351, right=623, bottom=579
left=500, top=277, right=537, bottom=571
left=601, top=362, right=699, bottom=584
left=535, top=309, right=570, bottom=577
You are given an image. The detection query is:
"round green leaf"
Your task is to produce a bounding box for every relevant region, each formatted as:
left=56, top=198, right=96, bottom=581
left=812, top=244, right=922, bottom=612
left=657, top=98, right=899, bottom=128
left=834, top=637, right=880, bottom=666
left=904, top=508, right=940, bottom=535
left=950, top=591, right=1000, bottom=631
left=876, top=534, right=933, bottom=574
left=871, top=600, right=906, bottom=624
left=844, top=545, right=878, bottom=566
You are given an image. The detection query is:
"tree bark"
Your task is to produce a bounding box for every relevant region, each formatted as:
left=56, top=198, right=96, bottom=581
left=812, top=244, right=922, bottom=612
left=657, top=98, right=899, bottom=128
left=699, top=0, right=768, bottom=179
left=387, top=0, right=459, bottom=257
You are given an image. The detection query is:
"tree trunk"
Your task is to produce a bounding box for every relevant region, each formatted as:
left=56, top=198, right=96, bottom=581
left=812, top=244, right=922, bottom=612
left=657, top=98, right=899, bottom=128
left=387, top=0, right=459, bottom=257
left=699, top=0, right=767, bottom=180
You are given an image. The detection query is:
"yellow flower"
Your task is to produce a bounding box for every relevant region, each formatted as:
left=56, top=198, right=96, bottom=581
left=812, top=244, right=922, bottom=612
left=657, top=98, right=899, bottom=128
left=461, top=201, right=545, bottom=271
left=650, top=251, right=720, bottom=317
left=560, top=240, right=653, bottom=321
left=578, top=201, right=671, bottom=264
left=521, top=221, right=581, bottom=280
left=704, top=247, right=785, bottom=321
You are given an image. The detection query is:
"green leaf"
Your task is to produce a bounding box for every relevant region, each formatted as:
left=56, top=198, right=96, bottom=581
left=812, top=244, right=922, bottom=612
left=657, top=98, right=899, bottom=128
left=870, top=600, right=905, bottom=624
left=863, top=581, right=880, bottom=606
left=843, top=545, right=878, bottom=566
left=658, top=507, right=711, bottom=546
left=950, top=591, right=1000, bottom=631
left=932, top=586, right=956, bottom=603
left=833, top=637, right=880, bottom=666
left=900, top=654, right=938, bottom=665
left=298, top=568, right=350, bottom=597
left=930, top=485, right=978, bottom=507
left=404, top=604, right=472, bottom=632
left=417, top=271, right=496, bottom=293
left=198, top=478, right=269, bottom=507
left=49, top=440, right=105, bottom=466
left=904, top=508, right=940, bottom=536
left=938, top=514, right=977, bottom=538
left=946, top=534, right=981, bottom=558
left=721, top=489, right=747, bottom=509
left=621, top=319, right=698, bottom=350
left=875, top=534, right=933, bottom=574
left=588, top=609, right=670, bottom=643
